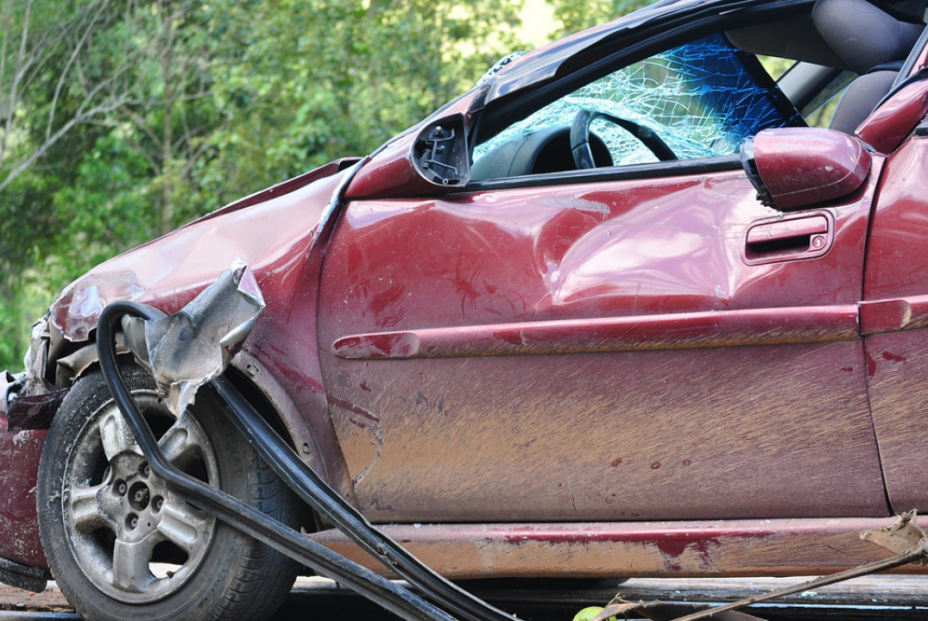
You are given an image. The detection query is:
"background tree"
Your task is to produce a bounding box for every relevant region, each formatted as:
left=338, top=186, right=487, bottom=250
left=0, top=0, right=152, bottom=365
left=546, top=0, right=651, bottom=36
left=0, top=0, right=655, bottom=370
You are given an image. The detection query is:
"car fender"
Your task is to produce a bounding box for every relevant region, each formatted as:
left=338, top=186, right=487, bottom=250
left=1, top=159, right=366, bottom=576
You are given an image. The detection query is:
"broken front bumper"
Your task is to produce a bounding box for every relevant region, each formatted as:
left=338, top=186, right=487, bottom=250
left=0, top=373, right=48, bottom=590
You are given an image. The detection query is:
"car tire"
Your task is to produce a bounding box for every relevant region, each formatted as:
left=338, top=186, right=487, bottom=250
left=37, top=364, right=301, bottom=621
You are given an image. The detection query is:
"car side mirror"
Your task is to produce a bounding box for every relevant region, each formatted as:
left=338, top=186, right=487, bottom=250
left=740, top=128, right=872, bottom=211
left=412, top=114, right=471, bottom=188
left=346, top=114, right=472, bottom=199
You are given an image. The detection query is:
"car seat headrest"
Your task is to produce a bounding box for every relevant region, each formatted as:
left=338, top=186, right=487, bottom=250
left=813, top=0, right=923, bottom=74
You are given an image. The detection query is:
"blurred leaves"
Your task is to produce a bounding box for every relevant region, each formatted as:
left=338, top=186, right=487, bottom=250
left=546, top=0, right=651, bottom=36
left=0, top=0, right=653, bottom=370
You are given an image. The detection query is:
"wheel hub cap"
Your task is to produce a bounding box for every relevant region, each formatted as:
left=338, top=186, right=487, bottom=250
left=63, top=394, right=218, bottom=603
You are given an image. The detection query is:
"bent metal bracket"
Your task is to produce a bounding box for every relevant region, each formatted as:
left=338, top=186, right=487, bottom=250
left=97, top=262, right=928, bottom=621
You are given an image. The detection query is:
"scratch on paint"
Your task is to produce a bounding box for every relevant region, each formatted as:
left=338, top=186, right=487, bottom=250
left=653, top=537, right=723, bottom=572
left=540, top=196, right=611, bottom=216
left=329, top=396, right=384, bottom=487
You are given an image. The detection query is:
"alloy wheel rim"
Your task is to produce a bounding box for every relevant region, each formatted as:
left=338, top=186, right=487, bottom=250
left=62, top=392, right=218, bottom=603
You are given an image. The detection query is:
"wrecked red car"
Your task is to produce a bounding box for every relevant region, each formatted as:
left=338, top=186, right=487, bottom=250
left=5, top=0, right=928, bottom=618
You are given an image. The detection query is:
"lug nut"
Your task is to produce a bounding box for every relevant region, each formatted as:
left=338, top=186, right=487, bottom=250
left=116, top=482, right=127, bottom=495
left=153, top=497, right=164, bottom=512
left=140, top=463, right=150, bottom=478
left=128, top=483, right=151, bottom=511
left=130, top=517, right=138, bottom=529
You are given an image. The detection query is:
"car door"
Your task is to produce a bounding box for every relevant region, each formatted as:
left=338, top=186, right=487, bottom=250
left=316, top=31, right=888, bottom=524
left=858, top=80, right=928, bottom=514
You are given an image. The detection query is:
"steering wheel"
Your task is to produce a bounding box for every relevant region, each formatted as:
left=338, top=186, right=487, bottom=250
left=570, top=109, right=677, bottom=169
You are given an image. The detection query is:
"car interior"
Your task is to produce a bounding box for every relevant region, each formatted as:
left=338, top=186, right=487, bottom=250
left=470, top=0, right=928, bottom=181
left=734, top=0, right=926, bottom=133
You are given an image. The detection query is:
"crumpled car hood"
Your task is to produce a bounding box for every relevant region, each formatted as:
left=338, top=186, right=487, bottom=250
left=50, top=159, right=358, bottom=343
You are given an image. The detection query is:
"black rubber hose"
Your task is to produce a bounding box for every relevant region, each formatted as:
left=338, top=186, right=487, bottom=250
left=96, top=301, right=455, bottom=621
left=207, top=376, right=518, bottom=621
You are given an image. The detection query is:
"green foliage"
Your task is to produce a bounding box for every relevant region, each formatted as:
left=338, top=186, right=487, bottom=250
left=0, top=0, right=663, bottom=371
left=545, top=0, right=652, bottom=36
left=758, top=55, right=795, bottom=80
left=0, top=0, right=526, bottom=370
left=199, top=0, right=524, bottom=208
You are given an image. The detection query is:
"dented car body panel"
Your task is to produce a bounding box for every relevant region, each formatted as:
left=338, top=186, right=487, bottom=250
left=0, top=374, right=47, bottom=569
left=0, top=162, right=359, bottom=570
left=0, top=422, right=46, bottom=568
left=9, top=0, right=928, bottom=584
left=318, top=162, right=886, bottom=523
left=60, top=167, right=359, bottom=496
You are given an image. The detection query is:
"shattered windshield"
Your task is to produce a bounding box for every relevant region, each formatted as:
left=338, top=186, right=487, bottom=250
left=474, top=33, right=805, bottom=169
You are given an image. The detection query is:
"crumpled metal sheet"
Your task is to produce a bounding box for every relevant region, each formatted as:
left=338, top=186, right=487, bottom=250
left=4, top=317, right=64, bottom=430
left=6, top=389, right=68, bottom=431
left=0, top=371, right=14, bottom=418
left=123, top=260, right=265, bottom=416
left=51, top=271, right=146, bottom=342
left=20, top=317, right=53, bottom=398
left=5, top=317, right=57, bottom=427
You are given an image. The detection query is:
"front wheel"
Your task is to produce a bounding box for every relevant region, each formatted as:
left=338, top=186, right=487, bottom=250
left=37, top=365, right=300, bottom=621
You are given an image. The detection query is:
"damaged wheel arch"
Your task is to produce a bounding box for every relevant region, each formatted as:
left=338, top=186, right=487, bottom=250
left=19, top=326, right=334, bottom=512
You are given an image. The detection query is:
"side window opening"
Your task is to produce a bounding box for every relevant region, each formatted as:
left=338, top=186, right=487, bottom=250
left=800, top=71, right=857, bottom=128
left=472, top=34, right=805, bottom=180
left=758, top=55, right=797, bottom=81
left=759, top=57, right=856, bottom=129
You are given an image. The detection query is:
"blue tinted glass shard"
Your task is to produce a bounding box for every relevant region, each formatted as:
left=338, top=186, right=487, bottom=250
left=475, top=33, right=805, bottom=168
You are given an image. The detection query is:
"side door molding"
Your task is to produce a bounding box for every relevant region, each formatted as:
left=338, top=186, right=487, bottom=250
left=334, top=296, right=928, bottom=361
left=860, top=295, right=928, bottom=335
left=333, top=305, right=860, bottom=360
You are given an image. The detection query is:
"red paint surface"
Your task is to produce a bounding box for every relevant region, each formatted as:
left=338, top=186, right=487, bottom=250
left=753, top=128, right=871, bottom=210
left=319, top=163, right=887, bottom=522
left=346, top=132, right=435, bottom=200
left=188, top=157, right=360, bottom=226
left=48, top=167, right=357, bottom=500
left=13, top=4, right=928, bottom=570
left=863, top=134, right=928, bottom=513
left=864, top=139, right=928, bottom=301
left=0, top=413, right=47, bottom=569
left=856, top=80, right=928, bottom=154
left=333, top=305, right=859, bottom=360
left=860, top=294, right=928, bottom=334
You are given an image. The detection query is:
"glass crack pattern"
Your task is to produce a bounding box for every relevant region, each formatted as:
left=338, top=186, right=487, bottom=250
left=476, top=34, right=805, bottom=168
